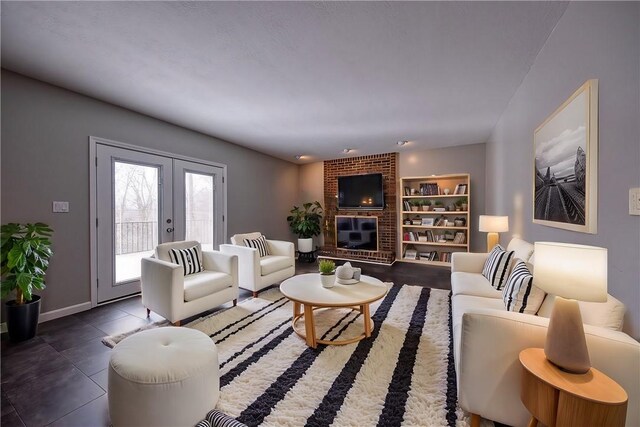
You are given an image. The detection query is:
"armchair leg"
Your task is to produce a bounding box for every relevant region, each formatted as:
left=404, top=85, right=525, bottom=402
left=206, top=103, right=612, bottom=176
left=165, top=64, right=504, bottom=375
left=470, top=414, right=481, bottom=427
left=233, top=299, right=237, bottom=306
left=146, top=308, right=150, bottom=317
left=172, top=320, right=181, bottom=326
left=252, top=291, right=258, bottom=298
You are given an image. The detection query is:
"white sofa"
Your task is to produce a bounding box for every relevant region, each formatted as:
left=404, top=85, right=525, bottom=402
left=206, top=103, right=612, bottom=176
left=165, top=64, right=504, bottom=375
left=141, top=241, right=238, bottom=325
left=451, top=238, right=640, bottom=427
left=220, top=232, right=295, bottom=297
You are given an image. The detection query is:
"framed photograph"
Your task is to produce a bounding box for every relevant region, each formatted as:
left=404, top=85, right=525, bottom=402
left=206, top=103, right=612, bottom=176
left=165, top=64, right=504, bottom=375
left=533, top=79, right=598, bottom=234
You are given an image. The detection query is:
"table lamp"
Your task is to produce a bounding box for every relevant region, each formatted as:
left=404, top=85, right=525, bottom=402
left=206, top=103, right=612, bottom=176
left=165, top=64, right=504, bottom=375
left=478, top=215, right=509, bottom=252
left=533, top=242, right=608, bottom=374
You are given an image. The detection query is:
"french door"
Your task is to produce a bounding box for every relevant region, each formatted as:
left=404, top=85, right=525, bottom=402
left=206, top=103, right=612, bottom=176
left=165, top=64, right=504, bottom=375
left=95, top=143, right=224, bottom=303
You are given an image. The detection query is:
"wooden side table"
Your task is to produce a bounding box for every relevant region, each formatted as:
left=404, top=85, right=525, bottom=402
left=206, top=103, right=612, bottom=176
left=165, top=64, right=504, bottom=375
left=519, top=348, right=628, bottom=427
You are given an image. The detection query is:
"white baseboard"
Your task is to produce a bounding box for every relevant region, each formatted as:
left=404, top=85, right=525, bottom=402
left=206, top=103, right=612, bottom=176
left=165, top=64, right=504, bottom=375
left=39, top=301, right=93, bottom=323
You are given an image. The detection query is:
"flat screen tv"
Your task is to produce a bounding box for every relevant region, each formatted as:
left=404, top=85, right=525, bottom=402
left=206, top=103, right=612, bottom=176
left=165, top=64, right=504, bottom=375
left=337, top=173, right=384, bottom=210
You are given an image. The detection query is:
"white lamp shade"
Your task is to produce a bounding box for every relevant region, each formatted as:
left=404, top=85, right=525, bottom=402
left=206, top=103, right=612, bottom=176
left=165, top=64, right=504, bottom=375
left=478, top=215, right=509, bottom=232
left=533, top=242, right=607, bottom=302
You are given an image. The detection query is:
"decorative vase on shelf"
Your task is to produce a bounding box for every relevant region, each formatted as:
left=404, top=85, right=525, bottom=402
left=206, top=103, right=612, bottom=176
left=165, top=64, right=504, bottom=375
left=422, top=205, right=431, bottom=211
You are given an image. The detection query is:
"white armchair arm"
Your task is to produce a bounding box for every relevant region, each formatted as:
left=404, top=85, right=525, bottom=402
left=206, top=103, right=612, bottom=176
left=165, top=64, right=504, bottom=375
left=451, top=252, right=489, bottom=273
left=140, top=257, right=184, bottom=322
left=220, top=244, right=260, bottom=289
left=458, top=308, right=640, bottom=427
left=267, top=239, right=295, bottom=258
left=202, top=251, right=237, bottom=277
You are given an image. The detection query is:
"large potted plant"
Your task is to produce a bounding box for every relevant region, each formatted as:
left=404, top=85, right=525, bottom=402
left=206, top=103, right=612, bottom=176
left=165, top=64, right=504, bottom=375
left=1, top=223, right=53, bottom=342
left=286, top=201, right=323, bottom=253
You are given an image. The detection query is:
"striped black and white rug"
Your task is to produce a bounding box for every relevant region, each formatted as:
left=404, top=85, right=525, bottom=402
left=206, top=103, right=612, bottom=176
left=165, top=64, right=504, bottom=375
left=182, top=284, right=468, bottom=427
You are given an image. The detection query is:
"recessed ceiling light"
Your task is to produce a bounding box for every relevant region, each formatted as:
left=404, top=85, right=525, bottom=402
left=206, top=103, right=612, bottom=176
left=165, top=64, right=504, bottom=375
left=343, top=148, right=352, bottom=154
left=397, top=140, right=409, bottom=146
left=294, top=155, right=302, bottom=160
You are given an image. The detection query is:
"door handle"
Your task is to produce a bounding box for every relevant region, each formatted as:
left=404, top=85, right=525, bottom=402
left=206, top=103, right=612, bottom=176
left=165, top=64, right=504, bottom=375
left=166, top=228, right=174, bottom=233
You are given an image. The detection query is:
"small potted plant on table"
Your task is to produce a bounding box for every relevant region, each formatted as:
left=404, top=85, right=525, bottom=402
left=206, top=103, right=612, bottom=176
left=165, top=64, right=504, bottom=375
left=318, top=259, right=336, bottom=288
left=1, top=223, right=54, bottom=342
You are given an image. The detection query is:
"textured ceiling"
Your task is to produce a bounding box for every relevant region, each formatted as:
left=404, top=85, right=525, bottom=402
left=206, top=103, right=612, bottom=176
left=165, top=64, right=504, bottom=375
left=1, top=1, right=567, bottom=163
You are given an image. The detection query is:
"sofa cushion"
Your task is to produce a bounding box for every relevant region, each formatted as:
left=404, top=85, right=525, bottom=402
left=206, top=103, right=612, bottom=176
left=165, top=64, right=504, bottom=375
left=482, top=245, right=515, bottom=290
left=452, top=294, right=506, bottom=354
left=230, top=232, right=262, bottom=246
left=183, top=271, right=232, bottom=302
left=451, top=272, right=502, bottom=299
left=260, top=255, right=294, bottom=276
left=506, top=237, right=535, bottom=263
left=502, top=260, right=546, bottom=315
left=537, top=294, right=626, bottom=331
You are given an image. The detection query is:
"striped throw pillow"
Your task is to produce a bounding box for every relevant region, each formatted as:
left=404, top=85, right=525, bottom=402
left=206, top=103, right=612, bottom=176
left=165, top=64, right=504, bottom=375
left=502, top=260, right=546, bottom=314
left=205, top=409, right=248, bottom=427
left=482, top=245, right=515, bottom=290
left=243, top=235, right=270, bottom=257
left=168, top=245, right=204, bottom=276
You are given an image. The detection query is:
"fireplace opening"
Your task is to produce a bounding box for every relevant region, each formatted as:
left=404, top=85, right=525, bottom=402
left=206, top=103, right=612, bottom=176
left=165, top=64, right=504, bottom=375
left=335, top=216, right=378, bottom=251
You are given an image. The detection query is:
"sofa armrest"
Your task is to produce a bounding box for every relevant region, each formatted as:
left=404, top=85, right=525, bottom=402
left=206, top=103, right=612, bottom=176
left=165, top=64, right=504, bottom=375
left=267, top=239, right=295, bottom=258
left=140, top=257, right=184, bottom=322
left=458, top=308, right=640, bottom=427
left=220, top=244, right=260, bottom=287
left=451, top=252, right=488, bottom=273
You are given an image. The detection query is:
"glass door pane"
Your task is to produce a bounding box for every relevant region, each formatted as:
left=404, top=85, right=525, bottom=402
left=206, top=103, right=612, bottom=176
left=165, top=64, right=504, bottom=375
left=185, top=172, right=214, bottom=251
left=114, top=162, right=159, bottom=283
left=173, top=159, right=224, bottom=251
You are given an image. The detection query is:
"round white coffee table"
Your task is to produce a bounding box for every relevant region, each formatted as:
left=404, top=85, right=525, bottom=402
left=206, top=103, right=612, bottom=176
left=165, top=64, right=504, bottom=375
left=279, top=273, right=387, bottom=348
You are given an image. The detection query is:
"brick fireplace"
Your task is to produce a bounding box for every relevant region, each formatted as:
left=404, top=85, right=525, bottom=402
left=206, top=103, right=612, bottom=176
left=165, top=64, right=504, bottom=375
left=320, top=153, right=397, bottom=264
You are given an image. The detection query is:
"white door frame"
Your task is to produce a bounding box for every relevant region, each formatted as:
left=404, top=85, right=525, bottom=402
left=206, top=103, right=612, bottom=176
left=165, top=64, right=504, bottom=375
left=89, top=136, right=228, bottom=307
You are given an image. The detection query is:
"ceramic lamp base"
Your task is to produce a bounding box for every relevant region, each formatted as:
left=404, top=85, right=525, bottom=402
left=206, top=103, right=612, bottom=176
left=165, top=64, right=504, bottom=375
left=544, top=296, right=591, bottom=374
left=486, top=232, right=500, bottom=252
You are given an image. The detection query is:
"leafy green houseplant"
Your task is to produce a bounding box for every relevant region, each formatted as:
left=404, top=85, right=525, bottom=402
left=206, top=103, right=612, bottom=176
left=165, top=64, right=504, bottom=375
left=318, top=259, right=336, bottom=288
left=1, top=223, right=53, bottom=341
left=409, top=200, right=420, bottom=211
left=286, top=201, right=323, bottom=253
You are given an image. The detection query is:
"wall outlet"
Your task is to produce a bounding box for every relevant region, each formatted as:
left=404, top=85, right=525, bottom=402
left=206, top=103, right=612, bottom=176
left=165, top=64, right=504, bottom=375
left=52, top=201, right=69, bottom=213
left=630, top=188, right=640, bottom=216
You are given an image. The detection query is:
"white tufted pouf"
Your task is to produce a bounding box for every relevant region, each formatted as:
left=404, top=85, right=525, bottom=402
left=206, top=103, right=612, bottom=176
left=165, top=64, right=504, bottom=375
left=108, top=327, right=219, bottom=427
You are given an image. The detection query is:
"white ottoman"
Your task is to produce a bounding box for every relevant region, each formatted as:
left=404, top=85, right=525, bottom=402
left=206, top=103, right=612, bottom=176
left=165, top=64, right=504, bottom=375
left=108, top=327, right=219, bottom=427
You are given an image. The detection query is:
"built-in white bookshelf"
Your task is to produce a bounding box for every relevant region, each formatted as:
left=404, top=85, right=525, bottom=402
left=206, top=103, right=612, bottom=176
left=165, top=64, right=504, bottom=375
left=398, top=174, right=470, bottom=266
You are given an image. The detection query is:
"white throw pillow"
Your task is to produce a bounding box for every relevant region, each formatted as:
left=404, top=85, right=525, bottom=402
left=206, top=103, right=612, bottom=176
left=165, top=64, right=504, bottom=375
left=482, top=245, right=515, bottom=290
left=169, top=245, right=204, bottom=276
left=502, top=259, right=546, bottom=314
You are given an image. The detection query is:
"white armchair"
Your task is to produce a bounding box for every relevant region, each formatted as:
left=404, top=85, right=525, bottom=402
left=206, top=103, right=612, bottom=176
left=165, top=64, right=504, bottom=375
left=220, top=232, right=295, bottom=297
left=141, top=241, right=238, bottom=325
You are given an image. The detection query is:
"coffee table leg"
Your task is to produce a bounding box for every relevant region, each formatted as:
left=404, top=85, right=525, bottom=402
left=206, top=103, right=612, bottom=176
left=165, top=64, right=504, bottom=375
left=362, top=304, right=372, bottom=337
left=303, top=304, right=317, bottom=348
left=293, top=301, right=301, bottom=318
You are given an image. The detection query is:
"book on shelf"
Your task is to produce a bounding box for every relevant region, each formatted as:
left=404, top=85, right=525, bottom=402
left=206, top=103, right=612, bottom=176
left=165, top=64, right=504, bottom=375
left=404, top=247, right=418, bottom=260
left=403, top=200, right=412, bottom=211
left=419, top=183, right=440, bottom=196
left=439, top=252, right=452, bottom=262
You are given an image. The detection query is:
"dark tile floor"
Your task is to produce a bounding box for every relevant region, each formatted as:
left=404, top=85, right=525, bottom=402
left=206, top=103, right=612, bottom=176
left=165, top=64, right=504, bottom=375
left=1, top=260, right=451, bottom=427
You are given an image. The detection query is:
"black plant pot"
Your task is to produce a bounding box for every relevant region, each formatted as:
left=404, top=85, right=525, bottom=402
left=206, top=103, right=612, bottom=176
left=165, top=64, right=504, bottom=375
left=6, top=295, right=41, bottom=342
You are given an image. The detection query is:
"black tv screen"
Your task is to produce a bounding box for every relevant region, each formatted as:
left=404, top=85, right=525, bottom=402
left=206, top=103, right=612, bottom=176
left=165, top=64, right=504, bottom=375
left=338, top=173, right=384, bottom=210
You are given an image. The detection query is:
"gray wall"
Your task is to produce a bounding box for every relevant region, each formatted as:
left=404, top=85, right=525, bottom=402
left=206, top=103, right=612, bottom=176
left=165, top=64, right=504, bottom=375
left=399, top=143, right=487, bottom=253
left=485, top=2, right=640, bottom=338
left=1, top=70, right=299, bottom=315
left=298, top=161, right=325, bottom=248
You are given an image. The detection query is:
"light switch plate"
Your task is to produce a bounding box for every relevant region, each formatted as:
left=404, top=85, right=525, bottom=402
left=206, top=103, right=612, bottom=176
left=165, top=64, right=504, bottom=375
left=630, top=188, right=640, bottom=216
left=52, top=201, right=69, bottom=213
